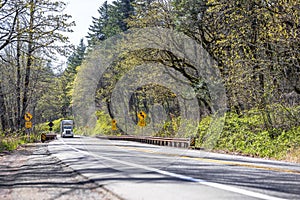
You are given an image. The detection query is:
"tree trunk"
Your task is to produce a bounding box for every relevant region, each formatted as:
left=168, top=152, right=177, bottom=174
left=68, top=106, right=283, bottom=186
left=21, top=0, right=35, bottom=130
left=0, top=81, right=8, bottom=132
left=16, top=19, right=22, bottom=129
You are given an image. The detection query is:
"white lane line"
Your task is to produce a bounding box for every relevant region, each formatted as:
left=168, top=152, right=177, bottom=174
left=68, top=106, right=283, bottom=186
left=59, top=138, right=285, bottom=200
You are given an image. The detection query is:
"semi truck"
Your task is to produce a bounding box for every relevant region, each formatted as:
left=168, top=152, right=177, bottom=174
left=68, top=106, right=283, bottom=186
left=60, top=120, right=74, bottom=138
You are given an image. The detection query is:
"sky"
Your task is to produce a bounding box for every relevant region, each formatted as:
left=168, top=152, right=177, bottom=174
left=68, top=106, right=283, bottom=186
left=54, top=0, right=110, bottom=70
left=63, top=0, right=109, bottom=46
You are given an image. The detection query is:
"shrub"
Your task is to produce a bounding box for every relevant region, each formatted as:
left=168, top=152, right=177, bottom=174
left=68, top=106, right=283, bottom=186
left=93, top=111, right=112, bottom=135
left=197, top=106, right=300, bottom=161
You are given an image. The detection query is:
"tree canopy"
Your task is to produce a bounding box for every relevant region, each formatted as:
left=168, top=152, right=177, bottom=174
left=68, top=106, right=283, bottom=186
left=0, top=0, right=299, bottom=154
left=0, top=0, right=74, bottom=131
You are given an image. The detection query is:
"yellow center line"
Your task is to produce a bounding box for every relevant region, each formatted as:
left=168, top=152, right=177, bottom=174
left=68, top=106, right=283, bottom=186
left=117, top=145, right=300, bottom=175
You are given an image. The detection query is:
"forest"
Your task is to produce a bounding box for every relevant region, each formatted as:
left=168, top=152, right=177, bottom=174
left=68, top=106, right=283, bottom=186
left=0, top=0, right=299, bottom=161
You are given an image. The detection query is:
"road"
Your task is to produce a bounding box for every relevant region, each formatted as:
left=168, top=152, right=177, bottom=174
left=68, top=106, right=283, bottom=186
left=0, top=143, right=119, bottom=200
left=48, top=136, right=300, bottom=200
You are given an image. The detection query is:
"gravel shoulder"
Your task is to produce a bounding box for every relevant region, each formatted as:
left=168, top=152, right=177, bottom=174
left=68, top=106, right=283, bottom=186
left=0, top=142, right=121, bottom=200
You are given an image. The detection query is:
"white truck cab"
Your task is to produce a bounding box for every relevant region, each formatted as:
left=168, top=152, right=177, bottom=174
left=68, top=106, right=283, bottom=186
left=60, top=120, right=74, bottom=138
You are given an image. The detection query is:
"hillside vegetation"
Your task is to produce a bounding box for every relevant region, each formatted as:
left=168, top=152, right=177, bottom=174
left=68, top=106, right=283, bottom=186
left=0, top=0, right=299, bottom=162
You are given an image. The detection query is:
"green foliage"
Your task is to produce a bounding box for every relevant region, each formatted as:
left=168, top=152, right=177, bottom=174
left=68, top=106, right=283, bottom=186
left=55, top=39, right=87, bottom=119
left=93, top=111, right=112, bottom=135
left=128, top=0, right=300, bottom=131
left=35, top=118, right=65, bottom=133
left=35, top=75, right=65, bottom=123
left=0, top=0, right=75, bottom=130
left=67, top=39, right=86, bottom=69
left=75, top=111, right=112, bottom=136
left=0, top=136, right=24, bottom=151
left=156, top=120, right=176, bottom=137
left=87, top=0, right=134, bottom=47
left=197, top=115, right=212, bottom=146
left=0, top=131, right=40, bottom=152
left=52, top=119, right=63, bottom=133
left=202, top=0, right=300, bottom=123
left=197, top=106, right=300, bottom=160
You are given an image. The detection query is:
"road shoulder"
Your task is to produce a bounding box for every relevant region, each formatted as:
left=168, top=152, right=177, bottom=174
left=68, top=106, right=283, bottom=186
left=0, top=142, right=120, bottom=200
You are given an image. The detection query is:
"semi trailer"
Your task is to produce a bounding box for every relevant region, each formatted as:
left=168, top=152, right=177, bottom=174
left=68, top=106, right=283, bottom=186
left=60, top=120, right=74, bottom=138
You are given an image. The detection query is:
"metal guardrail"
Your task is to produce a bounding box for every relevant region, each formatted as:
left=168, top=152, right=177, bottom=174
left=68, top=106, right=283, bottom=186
left=97, top=135, right=195, bottom=148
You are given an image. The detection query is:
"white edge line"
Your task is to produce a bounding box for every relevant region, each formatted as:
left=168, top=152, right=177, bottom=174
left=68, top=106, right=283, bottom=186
left=57, top=138, right=286, bottom=200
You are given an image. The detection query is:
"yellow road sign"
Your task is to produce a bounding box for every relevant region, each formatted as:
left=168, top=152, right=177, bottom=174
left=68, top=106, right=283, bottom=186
left=138, top=111, right=146, bottom=119
left=24, top=112, right=33, bottom=121
left=137, top=111, right=147, bottom=127
left=112, top=119, right=117, bottom=130
left=138, top=119, right=146, bottom=127
left=25, top=121, right=32, bottom=129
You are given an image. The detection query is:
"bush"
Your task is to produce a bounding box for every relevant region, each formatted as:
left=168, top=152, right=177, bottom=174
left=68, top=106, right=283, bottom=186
left=0, top=131, right=39, bottom=152
left=35, top=118, right=63, bottom=133
left=197, top=106, right=300, bottom=161
left=93, top=111, right=112, bottom=135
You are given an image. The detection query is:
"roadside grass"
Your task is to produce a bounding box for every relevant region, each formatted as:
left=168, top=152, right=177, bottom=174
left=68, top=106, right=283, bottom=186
left=197, top=105, right=300, bottom=162
left=0, top=132, right=40, bottom=152
left=285, top=147, right=300, bottom=163
left=65, top=105, right=300, bottom=163
left=0, top=118, right=65, bottom=153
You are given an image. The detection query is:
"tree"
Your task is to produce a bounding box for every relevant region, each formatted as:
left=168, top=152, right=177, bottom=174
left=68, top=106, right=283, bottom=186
left=127, top=0, right=175, bottom=29
left=61, top=39, right=86, bottom=117
left=87, top=1, right=110, bottom=46
left=118, top=0, right=135, bottom=31
left=67, top=38, right=86, bottom=71
left=35, top=62, right=65, bottom=123
left=0, top=0, right=26, bottom=56
left=202, top=0, right=299, bottom=129
left=119, top=0, right=300, bottom=134
left=0, top=0, right=74, bottom=132
left=86, top=0, right=135, bottom=47
left=126, top=0, right=213, bottom=116
left=0, top=1, right=25, bottom=130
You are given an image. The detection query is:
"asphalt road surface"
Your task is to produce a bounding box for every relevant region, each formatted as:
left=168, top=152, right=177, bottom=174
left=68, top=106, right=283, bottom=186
left=48, top=136, right=300, bottom=200
left=0, top=143, right=119, bottom=200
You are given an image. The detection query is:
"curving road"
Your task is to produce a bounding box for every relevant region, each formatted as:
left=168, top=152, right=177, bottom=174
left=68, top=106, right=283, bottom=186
left=48, top=136, right=300, bottom=200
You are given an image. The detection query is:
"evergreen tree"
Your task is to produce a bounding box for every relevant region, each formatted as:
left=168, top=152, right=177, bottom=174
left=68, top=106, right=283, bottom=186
left=67, top=38, right=86, bottom=72
left=119, top=0, right=135, bottom=31
left=87, top=1, right=109, bottom=46
left=61, top=39, right=86, bottom=117
left=86, top=0, right=135, bottom=47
